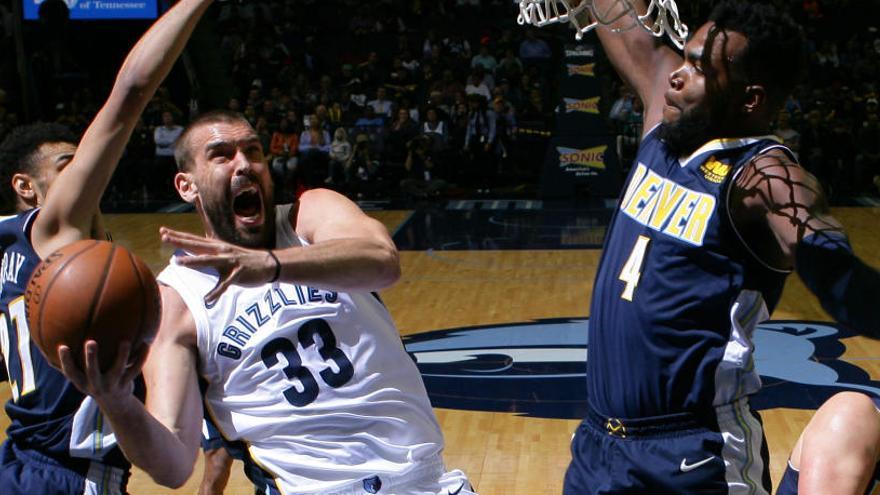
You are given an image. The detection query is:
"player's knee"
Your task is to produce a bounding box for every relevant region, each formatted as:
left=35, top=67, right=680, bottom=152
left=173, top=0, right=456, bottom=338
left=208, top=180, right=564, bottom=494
left=804, top=392, right=880, bottom=463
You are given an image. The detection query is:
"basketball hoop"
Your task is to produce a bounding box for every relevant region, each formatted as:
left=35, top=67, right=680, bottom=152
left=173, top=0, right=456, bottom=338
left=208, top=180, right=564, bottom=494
left=517, top=0, right=688, bottom=50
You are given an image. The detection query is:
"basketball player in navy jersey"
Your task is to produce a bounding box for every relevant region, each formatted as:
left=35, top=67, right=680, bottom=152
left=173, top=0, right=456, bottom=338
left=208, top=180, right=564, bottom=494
left=58, top=110, right=475, bottom=494
left=0, top=0, right=215, bottom=492
left=560, top=1, right=880, bottom=493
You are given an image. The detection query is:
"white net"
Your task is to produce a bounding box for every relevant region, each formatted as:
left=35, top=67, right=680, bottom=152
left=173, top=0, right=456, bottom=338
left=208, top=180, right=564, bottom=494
left=517, top=0, right=688, bottom=50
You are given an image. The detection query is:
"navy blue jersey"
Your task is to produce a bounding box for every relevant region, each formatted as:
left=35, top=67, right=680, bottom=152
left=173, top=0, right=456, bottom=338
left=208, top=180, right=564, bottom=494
left=587, top=127, right=792, bottom=419
left=0, top=209, right=129, bottom=472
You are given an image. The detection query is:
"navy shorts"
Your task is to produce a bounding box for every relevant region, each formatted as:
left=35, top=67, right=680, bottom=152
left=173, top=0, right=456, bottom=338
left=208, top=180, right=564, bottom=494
left=0, top=441, right=128, bottom=495
left=563, top=400, right=771, bottom=495
left=777, top=461, right=880, bottom=495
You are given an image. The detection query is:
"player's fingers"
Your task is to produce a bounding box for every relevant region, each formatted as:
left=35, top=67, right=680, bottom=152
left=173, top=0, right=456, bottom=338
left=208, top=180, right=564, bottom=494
left=83, top=340, right=103, bottom=387
left=110, top=341, right=131, bottom=379
left=121, top=344, right=150, bottom=384
left=58, top=345, right=88, bottom=391
left=161, top=229, right=223, bottom=254
left=159, top=226, right=207, bottom=241
left=175, top=255, right=233, bottom=269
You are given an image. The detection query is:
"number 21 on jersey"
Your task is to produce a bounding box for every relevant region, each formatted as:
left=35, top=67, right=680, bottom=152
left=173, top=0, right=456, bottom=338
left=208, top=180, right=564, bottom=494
left=0, top=297, right=37, bottom=401
left=619, top=236, right=651, bottom=301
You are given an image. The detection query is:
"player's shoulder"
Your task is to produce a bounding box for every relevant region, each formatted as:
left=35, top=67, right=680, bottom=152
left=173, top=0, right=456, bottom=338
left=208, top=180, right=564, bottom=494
left=736, top=146, right=818, bottom=195
left=0, top=209, right=39, bottom=243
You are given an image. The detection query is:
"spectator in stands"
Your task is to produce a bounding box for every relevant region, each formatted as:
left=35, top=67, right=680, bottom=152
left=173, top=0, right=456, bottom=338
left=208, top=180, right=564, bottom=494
left=519, top=30, right=551, bottom=63
left=402, top=135, right=446, bottom=199
left=270, top=117, right=299, bottom=182
left=435, top=70, right=464, bottom=108
left=463, top=93, right=496, bottom=187
left=492, top=96, right=516, bottom=170
left=774, top=110, right=801, bottom=160
left=388, top=107, right=420, bottom=162
left=368, top=87, right=393, bottom=119
left=465, top=66, right=493, bottom=102
left=254, top=115, right=271, bottom=152
left=422, top=29, right=441, bottom=59
left=443, top=32, right=472, bottom=60
left=609, top=86, right=636, bottom=128
left=422, top=107, right=449, bottom=153
left=353, top=105, right=385, bottom=147
left=351, top=133, right=378, bottom=182
left=327, top=127, right=353, bottom=185
left=327, top=101, right=344, bottom=128
left=298, top=114, right=331, bottom=185
left=520, top=87, right=550, bottom=127
left=153, top=110, right=183, bottom=200
left=496, top=49, right=524, bottom=84
left=471, top=44, right=498, bottom=73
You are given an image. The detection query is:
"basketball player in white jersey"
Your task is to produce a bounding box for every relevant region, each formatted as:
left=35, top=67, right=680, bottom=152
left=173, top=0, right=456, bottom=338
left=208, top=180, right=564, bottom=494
left=58, top=110, right=475, bottom=495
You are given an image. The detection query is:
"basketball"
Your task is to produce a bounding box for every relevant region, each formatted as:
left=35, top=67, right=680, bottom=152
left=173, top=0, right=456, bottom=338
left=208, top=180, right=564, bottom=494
left=25, top=240, right=162, bottom=371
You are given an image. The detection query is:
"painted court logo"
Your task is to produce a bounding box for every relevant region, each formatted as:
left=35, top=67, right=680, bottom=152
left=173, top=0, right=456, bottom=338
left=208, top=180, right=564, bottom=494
left=403, top=319, right=880, bottom=419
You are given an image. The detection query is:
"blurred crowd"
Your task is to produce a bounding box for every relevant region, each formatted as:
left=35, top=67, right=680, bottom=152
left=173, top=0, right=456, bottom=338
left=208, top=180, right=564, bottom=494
left=2, top=0, right=880, bottom=206
left=2, top=0, right=562, bottom=205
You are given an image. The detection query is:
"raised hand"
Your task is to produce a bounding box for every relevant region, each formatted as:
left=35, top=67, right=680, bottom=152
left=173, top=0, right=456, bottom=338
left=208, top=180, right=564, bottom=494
left=159, top=226, right=279, bottom=305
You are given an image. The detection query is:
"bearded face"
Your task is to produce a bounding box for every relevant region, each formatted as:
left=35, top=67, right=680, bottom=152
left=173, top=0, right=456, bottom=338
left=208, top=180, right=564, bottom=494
left=182, top=120, right=277, bottom=249
left=200, top=170, right=276, bottom=248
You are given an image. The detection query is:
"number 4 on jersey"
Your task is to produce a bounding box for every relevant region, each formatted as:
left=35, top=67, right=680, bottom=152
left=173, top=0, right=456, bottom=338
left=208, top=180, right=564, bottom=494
left=619, top=236, right=651, bottom=301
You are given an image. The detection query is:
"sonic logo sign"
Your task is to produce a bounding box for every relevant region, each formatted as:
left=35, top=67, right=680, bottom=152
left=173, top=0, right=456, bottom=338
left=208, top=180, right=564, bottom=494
left=556, top=145, right=607, bottom=177
left=403, top=319, right=880, bottom=419
left=566, top=63, right=595, bottom=77
left=562, top=97, right=600, bottom=114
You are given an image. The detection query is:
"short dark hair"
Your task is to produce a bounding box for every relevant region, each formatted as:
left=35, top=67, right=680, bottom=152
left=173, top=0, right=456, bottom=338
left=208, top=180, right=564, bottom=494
left=0, top=122, right=77, bottom=208
left=709, top=1, right=806, bottom=109
left=173, top=110, right=252, bottom=171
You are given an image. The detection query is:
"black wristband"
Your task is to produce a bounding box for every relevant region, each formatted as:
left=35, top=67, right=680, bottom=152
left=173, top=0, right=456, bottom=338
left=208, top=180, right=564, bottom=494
left=267, top=250, right=281, bottom=283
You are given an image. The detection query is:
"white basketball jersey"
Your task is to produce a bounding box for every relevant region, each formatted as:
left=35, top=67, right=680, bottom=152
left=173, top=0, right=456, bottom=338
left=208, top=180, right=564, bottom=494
left=157, top=204, right=444, bottom=494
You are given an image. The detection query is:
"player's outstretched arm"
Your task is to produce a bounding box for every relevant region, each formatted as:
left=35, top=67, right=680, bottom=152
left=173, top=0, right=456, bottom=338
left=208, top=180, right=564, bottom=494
left=160, top=188, right=401, bottom=304
left=589, top=0, right=681, bottom=134
left=733, top=151, right=880, bottom=335
left=58, top=285, right=203, bottom=487
left=32, top=0, right=214, bottom=259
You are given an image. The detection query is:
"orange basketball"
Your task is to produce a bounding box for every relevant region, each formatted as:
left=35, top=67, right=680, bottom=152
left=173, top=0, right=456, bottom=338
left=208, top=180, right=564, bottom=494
left=25, top=240, right=162, bottom=371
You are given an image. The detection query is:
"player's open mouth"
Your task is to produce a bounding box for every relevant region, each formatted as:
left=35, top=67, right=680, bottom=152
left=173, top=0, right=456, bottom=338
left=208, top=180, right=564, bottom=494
left=232, top=187, right=263, bottom=225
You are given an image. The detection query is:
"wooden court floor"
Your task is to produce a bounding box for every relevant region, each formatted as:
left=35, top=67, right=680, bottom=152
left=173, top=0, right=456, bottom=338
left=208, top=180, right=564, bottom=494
left=0, top=206, right=877, bottom=494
